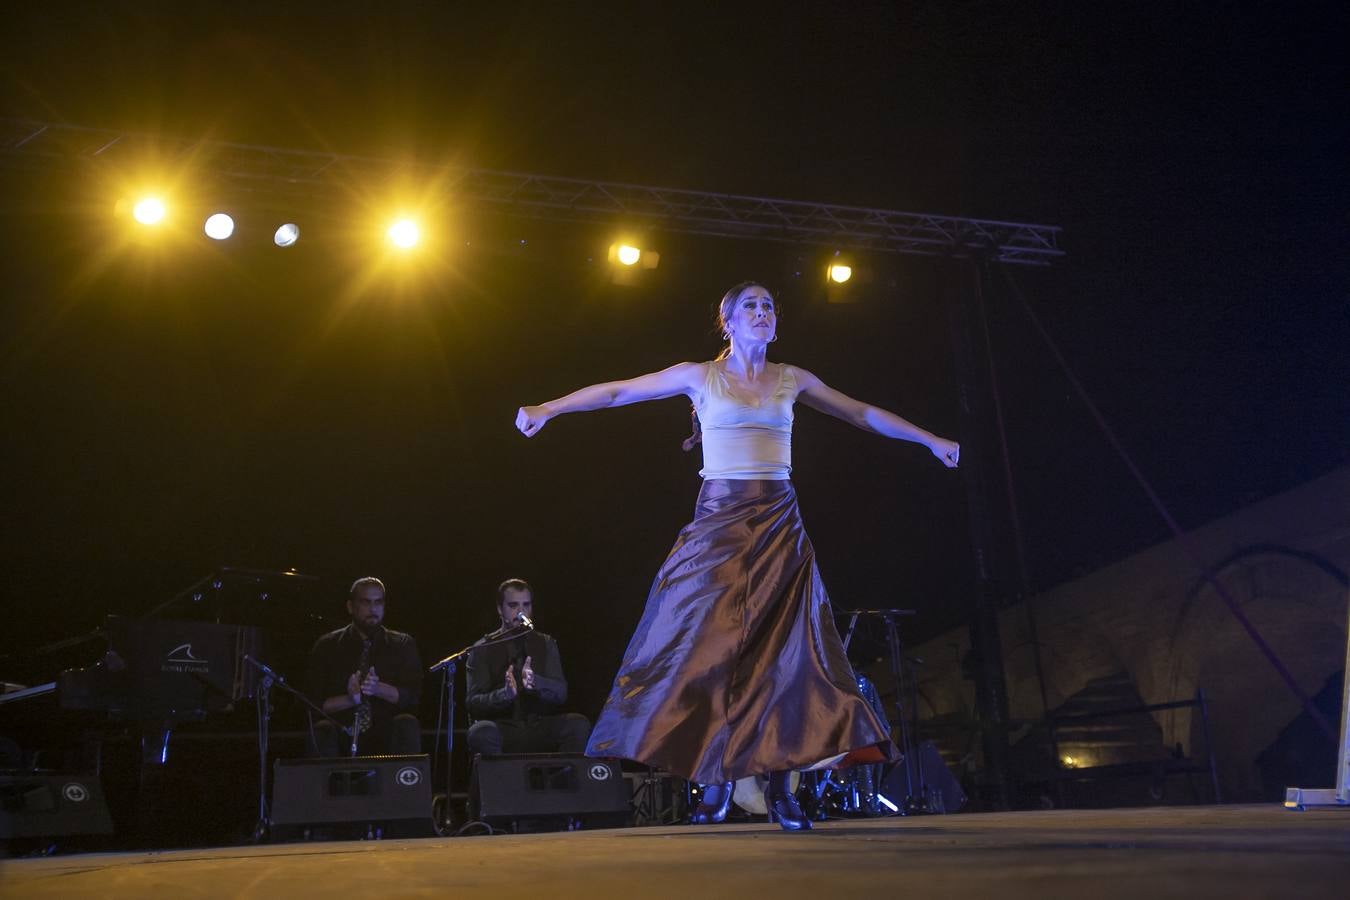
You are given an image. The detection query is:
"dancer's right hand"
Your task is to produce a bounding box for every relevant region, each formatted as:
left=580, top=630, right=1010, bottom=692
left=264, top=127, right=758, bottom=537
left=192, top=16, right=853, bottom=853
left=516, top=405, right=551, bottom=437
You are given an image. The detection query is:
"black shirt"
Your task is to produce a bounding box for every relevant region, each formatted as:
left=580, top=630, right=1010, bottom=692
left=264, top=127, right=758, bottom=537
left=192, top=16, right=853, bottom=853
left=306, top=624, right=422, bottom=729
left=465, top=630, right=568, bottom=722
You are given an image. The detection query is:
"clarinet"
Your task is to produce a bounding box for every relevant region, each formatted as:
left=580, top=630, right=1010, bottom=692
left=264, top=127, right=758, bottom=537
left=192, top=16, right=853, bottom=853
left=351, top=638, right=373, bottom=756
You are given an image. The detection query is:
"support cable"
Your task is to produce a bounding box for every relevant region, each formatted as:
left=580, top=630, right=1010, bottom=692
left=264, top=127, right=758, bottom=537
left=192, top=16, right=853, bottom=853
left=999, top=267, right=1337, bottom=744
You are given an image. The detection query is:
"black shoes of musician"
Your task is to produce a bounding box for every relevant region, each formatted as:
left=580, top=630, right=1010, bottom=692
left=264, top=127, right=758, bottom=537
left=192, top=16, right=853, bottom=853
left=690, top=781, right=734, bottom=825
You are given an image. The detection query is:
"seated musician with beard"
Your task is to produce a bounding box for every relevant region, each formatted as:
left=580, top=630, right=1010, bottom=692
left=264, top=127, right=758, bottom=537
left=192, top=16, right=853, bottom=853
left=306, top=577, right=422, bottom=757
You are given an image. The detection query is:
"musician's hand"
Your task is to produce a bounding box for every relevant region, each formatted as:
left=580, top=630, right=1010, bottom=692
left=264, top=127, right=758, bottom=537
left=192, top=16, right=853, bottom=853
left=522, top=655, right=536, bottom=691
left=515, top=405, right=552, bottom=438
left=504, top=665, right=518, bottom=699
left=347, top=671, right=362, bottom=701
left=361, top=667, right=380, bottom=696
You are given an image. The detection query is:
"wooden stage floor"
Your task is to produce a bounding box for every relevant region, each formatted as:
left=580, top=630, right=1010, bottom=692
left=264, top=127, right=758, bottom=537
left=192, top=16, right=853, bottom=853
left=3, top=804, right=1348, bottom=899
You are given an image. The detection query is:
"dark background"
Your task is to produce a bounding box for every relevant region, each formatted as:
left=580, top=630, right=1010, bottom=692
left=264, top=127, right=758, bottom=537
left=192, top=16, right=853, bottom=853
left=2, top=3, right=1347, bottom=719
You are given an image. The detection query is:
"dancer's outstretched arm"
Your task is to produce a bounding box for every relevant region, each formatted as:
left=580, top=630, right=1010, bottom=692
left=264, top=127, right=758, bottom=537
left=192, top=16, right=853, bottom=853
left=793, top=366, right=961, bottom=468
left=516, top=362, right=703, bottom=437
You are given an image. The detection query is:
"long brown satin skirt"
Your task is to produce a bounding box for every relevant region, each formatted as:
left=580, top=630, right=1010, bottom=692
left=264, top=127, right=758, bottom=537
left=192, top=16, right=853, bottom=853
left=586, top=478, right=895, bottom=783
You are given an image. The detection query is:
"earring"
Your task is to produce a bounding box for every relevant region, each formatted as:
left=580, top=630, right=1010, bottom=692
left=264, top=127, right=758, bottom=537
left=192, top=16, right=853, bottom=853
left=769, top=334, right=778, bottom=342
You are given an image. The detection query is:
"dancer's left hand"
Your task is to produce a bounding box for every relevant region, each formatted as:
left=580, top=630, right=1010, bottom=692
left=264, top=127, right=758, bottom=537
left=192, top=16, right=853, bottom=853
left=929, top=437, right=960, bottom=468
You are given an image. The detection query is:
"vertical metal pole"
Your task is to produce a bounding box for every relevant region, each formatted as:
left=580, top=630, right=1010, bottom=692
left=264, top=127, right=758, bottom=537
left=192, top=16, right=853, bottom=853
left=1196, top=688, right=1222, bottom=803
left=1339, top=621, right=1350, bottom=803
left=975, top=264, right=1063, bottom=805
left=945, top=255, right=1012, bottom=809
left=253, top=676, right=273, bottom=842
left=443, top=661, right=457, bottom=830
left=1283, top=603, right=1350, bottom=808
left=883, top=616, right=915, bottom=802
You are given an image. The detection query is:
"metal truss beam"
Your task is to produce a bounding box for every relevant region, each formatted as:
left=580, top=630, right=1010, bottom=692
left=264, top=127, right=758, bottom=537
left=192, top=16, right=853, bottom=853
left=1, top=118, right=1063, bottom=265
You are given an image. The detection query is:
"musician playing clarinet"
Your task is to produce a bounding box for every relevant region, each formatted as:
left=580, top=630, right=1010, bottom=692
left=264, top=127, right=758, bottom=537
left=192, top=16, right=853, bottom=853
left=305, top=577, right=422, bottom=757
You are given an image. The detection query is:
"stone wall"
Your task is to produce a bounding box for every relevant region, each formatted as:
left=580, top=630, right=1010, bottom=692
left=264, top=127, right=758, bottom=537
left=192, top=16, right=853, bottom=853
left=909, top=465, right=1350, bottom=801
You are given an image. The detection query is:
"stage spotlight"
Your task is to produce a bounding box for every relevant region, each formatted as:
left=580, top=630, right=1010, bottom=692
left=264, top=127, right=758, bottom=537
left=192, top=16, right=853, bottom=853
left=606, top=241, right=660, bottom=286
left=824, top=254, right=860, bottom=304
left=827, top=263, right=853, bottom=284
left=133, top=197, right=166, bottom=225
left=387, top=218, right=421, bottom=249
left=203, top=213, right=235, bottom=240
left=274, top=223, right=300, bottom=247
left=607, top=242, right=660, bottom=269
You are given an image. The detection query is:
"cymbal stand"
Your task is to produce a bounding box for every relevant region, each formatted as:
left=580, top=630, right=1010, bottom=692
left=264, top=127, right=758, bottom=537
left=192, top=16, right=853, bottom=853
left=840, top=607, right=931, bottom=814
left=880, top=613, right=935, bottom=814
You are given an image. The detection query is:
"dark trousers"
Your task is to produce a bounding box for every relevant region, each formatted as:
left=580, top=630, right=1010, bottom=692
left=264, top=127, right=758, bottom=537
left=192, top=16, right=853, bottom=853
left=467, top=713, right=591, bottom=756
left=312, top=713, right=421, bottom=757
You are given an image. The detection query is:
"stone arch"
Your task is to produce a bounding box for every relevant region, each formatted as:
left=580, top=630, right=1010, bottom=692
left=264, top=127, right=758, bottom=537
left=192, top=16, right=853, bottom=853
left=1155, top=545, right=1347, bottom=800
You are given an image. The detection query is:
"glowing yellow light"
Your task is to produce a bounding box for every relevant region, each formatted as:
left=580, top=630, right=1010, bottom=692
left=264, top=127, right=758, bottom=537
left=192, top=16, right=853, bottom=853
left=1061, top=755, right=1078, bottom=768
left=204, top=213, right=235, bottom=240
left=387, top=218, right=421, bottom=249
left=133, top=197, right=167, bottom=225
left=616, top=244, right=642, bottom=266
left=828, top=263, right=853, bottom=284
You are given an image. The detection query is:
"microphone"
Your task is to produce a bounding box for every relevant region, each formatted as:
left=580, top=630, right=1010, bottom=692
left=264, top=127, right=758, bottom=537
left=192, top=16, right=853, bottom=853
left=243, top=654, right=284, bottom=683
left=486, top=613, right=534, bottom=639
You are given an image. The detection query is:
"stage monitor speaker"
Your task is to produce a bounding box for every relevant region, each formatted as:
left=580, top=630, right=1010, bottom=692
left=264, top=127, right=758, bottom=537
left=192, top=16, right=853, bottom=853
left=0, top=774, right=114, bottom=840
left=271, top=755, right=433, bottom=834
left=471, top=754, right=630, bottom=825
left=883, top=740, right=967, bottom=813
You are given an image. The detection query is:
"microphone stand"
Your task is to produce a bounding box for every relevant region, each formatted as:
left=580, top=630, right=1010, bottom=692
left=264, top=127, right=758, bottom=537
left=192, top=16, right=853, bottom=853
left=426, top=619, right=533, bottom=834
left=241, top=654, right=354, bottom=843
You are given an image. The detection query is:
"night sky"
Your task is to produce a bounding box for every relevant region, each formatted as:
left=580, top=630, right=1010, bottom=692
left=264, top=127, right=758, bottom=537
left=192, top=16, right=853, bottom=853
left=2, top=4, right=1347, bottom=716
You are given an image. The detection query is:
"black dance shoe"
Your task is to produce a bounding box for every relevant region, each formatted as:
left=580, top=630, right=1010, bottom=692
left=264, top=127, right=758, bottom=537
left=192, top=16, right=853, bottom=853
left=690, top=781, right=734, bottom=824
left=764, top=789, right=812, bottom=832
left=763, top=770, right=812, bottom=832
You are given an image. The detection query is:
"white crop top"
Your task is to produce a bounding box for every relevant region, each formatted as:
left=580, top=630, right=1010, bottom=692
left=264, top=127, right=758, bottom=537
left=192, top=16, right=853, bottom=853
left=694, top=361, right=796, bottom=480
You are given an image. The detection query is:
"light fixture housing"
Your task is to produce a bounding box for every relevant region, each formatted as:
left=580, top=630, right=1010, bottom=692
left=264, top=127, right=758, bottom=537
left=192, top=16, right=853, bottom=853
left=274, top=223, right=300, bottom=247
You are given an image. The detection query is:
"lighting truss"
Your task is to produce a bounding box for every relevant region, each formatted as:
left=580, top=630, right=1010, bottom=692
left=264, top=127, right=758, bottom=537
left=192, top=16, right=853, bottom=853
left=1, top=118, right=1063, bottom=265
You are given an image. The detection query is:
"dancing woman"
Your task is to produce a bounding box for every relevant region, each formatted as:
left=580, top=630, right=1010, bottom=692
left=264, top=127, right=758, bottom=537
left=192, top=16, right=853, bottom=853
left=514, top=281, right=959, bottom=830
